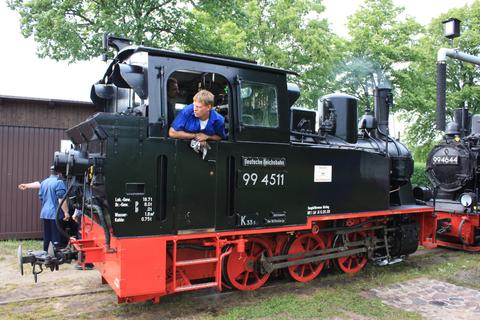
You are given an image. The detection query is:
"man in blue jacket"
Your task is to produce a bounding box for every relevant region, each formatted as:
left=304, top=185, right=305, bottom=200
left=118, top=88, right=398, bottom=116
left=169, top=89, right=226, bottom=142
left=19, top=168, right=69, bottom=251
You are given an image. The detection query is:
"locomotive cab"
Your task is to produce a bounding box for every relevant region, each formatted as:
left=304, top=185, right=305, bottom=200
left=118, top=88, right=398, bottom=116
left=79, top=46, right=301, bottom=237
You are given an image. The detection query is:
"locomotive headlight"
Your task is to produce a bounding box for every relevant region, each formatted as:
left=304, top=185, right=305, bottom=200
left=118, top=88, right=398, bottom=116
left=459, top=193, right=476, bottom=208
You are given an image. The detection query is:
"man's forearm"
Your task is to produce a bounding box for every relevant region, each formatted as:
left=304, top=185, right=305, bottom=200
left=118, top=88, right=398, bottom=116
left=18, top=181, right=41, bottom=190
left=209, top=134, right=222, bottom=141
left=59, top=198, right=69, bottom=217
left=169, top=128, right=222, bottom=141
left=169, top=128, right=196, bottom=140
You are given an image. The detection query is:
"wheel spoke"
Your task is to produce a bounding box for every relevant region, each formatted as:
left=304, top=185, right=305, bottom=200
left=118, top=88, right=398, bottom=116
left=307, top=263, right=314, bottom=273
left=242, top=271, right=250, bottom=286
left=250, top=243, right=256, bottom=256
left=254, top=250, right=265, bottom=259
left=300, top=264, right=306, bottom=277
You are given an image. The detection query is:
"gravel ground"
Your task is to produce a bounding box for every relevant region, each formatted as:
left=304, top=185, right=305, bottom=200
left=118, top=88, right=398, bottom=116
left=1, top=245, right=479, bottom=319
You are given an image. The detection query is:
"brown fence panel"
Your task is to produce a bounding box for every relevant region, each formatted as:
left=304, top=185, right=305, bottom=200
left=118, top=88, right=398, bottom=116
left=0, top=126, right=66, bottom=240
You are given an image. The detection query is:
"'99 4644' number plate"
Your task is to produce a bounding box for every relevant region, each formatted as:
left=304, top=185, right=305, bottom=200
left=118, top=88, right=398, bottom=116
left=432, top=156, right=458, bottom=165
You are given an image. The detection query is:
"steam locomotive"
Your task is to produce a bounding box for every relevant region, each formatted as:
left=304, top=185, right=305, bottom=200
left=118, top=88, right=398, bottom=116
left=18, top=37, right=436, bottom=303
left=416, top=109, right=480, bottom=251
left=411, top=46, right=480, bottom=252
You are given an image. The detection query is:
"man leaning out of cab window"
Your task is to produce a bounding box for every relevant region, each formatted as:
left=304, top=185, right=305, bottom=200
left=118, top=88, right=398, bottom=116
left=168, top=89, right=226, bottom=143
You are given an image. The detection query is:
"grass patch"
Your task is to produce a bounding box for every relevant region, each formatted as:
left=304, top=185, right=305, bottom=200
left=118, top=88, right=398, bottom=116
left=0, top=240, right=42, bottom=257
left=111, top=296, right=198, bottom=317
left=0, top=301, right=59, bottom=320
left=213, top=284, right=420, bottom=320
left=214, top=250, right=480, bottom=319
left=0, top=283, right=19, bottom=293
left=0, top=240, right=42, bottom=268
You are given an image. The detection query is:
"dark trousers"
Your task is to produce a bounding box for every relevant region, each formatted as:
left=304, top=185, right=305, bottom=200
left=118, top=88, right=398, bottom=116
left=42, top=219, right=61, bottom=252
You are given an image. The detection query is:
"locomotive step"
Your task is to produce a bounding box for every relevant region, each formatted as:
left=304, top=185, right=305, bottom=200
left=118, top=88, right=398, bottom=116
left=174, top=281, right=217, bottom=292
left=176, top=257, right=218, bottom=266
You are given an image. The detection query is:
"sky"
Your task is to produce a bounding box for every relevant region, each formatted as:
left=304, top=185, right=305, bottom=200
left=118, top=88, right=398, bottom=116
left=0, top=0, right=475, bottom=102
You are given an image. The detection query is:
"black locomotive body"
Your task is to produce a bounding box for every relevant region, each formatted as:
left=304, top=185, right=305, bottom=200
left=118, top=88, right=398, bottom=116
left=73, top=47, right=418, bottom=236
left=19, top=43, right=435, bottom=303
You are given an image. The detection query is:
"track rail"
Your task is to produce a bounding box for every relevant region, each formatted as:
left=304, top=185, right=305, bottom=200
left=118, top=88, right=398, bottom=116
left=0, top=287, right=112, bottom=306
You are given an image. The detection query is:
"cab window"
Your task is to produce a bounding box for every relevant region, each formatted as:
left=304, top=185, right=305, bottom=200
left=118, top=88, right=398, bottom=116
left=240, top=82, right=278, bottom=128
left=166, top=71, right=230, bottom=133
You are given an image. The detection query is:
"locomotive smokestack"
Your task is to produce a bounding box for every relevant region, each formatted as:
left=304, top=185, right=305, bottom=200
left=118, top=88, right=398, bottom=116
left=374, top=87, right=392, bottom=135
left=436, top=62, right=447, bottom=131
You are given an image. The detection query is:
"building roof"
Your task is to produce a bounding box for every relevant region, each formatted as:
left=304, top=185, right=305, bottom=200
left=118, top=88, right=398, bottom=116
left=0, top=94, right=94, bottom=107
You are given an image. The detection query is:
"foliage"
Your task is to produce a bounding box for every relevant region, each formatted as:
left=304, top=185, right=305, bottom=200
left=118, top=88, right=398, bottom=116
left=411, top=162, right=430, bottom=187
left=398, top=1, right=480, bottom=162
left=8, top=0, right=343, bottom=107
left=7, top=0, right=189, bottom=62
left=335, top=0, right=422, bottom=111
left=185, top=0, right=345, bottom=106
left=338, top=0, right=480, bottom=162
left=8, top=0, right=480, bottom=153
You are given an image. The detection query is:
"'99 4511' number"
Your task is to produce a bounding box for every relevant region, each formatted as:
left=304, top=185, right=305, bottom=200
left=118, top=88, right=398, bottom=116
left=241, top=172, right=286, bottom=187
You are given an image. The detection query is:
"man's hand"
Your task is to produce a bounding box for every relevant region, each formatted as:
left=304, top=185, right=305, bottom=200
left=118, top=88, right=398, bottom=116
left=194, top=133, right=209, bottom=142
left=18, top=184, right=27, bottom=190
left=63, top=212, right=70, bottom=221
left=72, top=209, right=82, bottom=223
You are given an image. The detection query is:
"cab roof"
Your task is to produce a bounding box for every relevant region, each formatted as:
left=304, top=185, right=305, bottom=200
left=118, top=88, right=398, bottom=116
left=115, top=45, right=298, bottom=76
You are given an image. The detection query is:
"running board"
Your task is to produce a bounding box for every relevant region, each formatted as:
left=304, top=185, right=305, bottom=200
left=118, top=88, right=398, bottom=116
left=175, top=282, right=217, bottom=292
left=176, top=257, right=218, bottom=267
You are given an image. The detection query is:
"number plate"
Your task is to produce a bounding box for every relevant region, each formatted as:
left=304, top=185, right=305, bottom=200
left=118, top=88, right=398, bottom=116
left=238, top=170, right=287, bottom=188
left=432, top=156, right=458, bottom=165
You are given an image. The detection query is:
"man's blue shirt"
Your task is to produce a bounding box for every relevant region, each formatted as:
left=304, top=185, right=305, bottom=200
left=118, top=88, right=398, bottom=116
left=38, top=175, right=66, bottom=220
left=171, top=104, right=226, bottom=139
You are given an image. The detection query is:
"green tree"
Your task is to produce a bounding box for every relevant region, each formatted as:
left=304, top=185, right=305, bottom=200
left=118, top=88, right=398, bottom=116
left=7, top=0, right=189, bottom=61
left=335, top=0, right=421, bottom=111
left=182, top=0, right=344, bottom=106
left=9, top=0, right=342, bottom=107
left=398, top=1, right=480, bottom=161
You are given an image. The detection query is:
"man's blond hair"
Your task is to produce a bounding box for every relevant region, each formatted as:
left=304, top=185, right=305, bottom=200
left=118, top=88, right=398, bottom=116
left=193, top=90, right=214, bottom=106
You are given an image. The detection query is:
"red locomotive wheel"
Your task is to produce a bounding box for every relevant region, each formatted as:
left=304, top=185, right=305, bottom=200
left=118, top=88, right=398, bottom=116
left=336, top=231, right=368, bottom=274
left=225, top=238, right=272, bottom=291
left=286, top=233, right=326, bottom=282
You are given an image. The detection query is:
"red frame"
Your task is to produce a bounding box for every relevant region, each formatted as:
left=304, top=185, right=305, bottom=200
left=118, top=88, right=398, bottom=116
left=435, top=211, right=480, bottom=252
left=71, top=207, right=436, bottom=303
